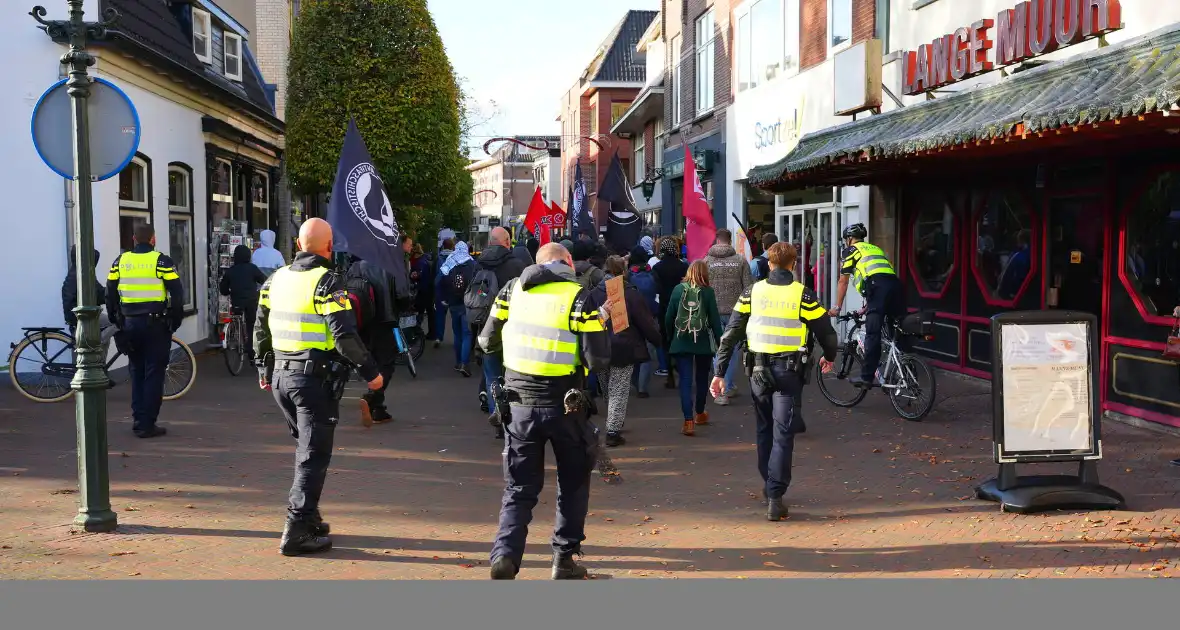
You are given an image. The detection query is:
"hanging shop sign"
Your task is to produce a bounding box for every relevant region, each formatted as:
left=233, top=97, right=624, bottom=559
left=902, top=0, right=1124, bottom=96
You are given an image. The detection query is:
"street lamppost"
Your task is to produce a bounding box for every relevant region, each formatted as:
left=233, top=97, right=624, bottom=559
left=31, top=1, right=120, bottom=533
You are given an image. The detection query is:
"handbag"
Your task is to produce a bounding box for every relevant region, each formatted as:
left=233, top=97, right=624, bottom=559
left=1165, top=317, right=1180, bottom=361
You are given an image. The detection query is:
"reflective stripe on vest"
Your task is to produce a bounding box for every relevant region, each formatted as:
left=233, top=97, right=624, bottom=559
left=267, top=266, right=335, bottom=353
left=502, top=281, right=583, bottom=377
left=117, top=251, right=166, bottom=304
left=851, top=242, right=895, bottom=294
left=747, top=281, right=808, bottom=354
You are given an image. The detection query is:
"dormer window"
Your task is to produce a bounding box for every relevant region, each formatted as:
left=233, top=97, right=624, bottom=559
left=224, top=33, right=243, bottom=81
left=192, top=8, right=211, bottom=63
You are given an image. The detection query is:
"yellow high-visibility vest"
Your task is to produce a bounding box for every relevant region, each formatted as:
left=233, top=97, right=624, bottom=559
left=501, top=281, right=584, bottom=377
left=747, top=281, right=808, bottom=355
left=112, top=251, right=167, bottom=304
left=262, top=266, right=347, bottom=353
left=850, top=242, right=895, bottom=294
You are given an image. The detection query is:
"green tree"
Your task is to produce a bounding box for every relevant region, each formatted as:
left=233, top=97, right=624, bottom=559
left=287, top=0, right=473, bottom=248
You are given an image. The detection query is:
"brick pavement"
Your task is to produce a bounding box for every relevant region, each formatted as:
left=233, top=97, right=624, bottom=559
left=1, top=348, right=1179, bottom=580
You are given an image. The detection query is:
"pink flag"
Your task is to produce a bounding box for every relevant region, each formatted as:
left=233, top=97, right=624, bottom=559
left=682, top=146, right=716, bottom=262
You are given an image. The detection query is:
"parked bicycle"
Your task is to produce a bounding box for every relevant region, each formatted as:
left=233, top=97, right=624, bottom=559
left=817, top=310, right=938, bottom=421
left=8, top=322, right=197, bottom=404
left=222, top=307, right=249, bottom=376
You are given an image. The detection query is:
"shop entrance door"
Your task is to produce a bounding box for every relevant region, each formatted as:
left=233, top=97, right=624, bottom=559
left=775, top=207, right=821, bottom=290
left=1047, top=195, right=1104, bottom=321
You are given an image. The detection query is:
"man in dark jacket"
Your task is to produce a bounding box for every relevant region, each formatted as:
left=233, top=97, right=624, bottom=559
left=350, top=256, right=400, bottom=426
left=477, top=227, right=528, bottom=436
left=652, top=237, right=688, bottom=386
left=219, top=245, right=267, bottom=361
left=572, top=241, right=605, bottom=291
left=63, top=246, right=117, bottom=381
left=512, top=237, right=534, bottom=266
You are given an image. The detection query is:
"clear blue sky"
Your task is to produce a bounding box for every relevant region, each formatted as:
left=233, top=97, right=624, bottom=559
left=428, top=0, right=659, bottom=147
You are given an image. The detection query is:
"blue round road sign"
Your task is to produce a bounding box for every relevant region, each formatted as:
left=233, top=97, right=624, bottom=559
left=31, top=77, right=141, bottom=182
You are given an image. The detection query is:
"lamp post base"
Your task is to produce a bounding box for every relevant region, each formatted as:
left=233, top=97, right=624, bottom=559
left=73, top=508, right=117, bottom=532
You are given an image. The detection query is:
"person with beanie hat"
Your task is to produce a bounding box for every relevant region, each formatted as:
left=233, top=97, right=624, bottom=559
left=652, top=236, right=688, bottom=385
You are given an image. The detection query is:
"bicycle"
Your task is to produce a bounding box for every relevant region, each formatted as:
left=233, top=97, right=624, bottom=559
left=222, top=307, right=248, bottom=376
left=392, top=310, right=425, bottom=375
left=816, top=310, right=938, bottom=421
left=8, top=323, right=198, bottom=404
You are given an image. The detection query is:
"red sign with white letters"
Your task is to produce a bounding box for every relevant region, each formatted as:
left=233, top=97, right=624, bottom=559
left=903, top=0, right=1123, bottom=96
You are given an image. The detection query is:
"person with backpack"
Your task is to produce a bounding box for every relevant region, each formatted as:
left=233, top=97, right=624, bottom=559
left=437, top=240, right=476, bottom=376
left=652, top=237, right=688, bottom=387
left=590, top=256, right=661, bottom=447
left=627, top=245, right=660, bottom=398
left=469, top=227, right=526, bottom=436
left=665, top=260, right=724, bottom=437
left=571, top=241, right=605, bottom=291
left=750, top=233, right=779, bottom=281
left=345, top=253, right=399, bottom=426
left=705, top=228, right=755, bottom=407
left=433, top=238, right=455, bottom=348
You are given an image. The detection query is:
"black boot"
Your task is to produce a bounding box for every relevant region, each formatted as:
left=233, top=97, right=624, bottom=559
left=490, top=556, right=518, bottom=580
left=551, top=553, right=588, bottom=580
left=280, top=520, right=332, bottom=557
left=767, top=496, right=789, bottom=522
left=309, top=512, right=331, bottom=536
left=605, top=432, right=625, bottom=447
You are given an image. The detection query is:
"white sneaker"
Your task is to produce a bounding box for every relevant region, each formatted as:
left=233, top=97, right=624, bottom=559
left=714, top=394, right=730, bottom=406
left=724, top=387, right=738, bottom=397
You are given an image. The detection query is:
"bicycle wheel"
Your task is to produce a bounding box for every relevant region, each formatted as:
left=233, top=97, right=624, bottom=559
left=407, top=327, right=425, bottom=361
left=222, top=319, right=245, bottom=376
left=162, top=337, right=197, bottom=401
left=8, top=331, right=76, bottom=403
left=888, top=354, right=937, bottom=421
left=816, top=342, right=869, bottom=408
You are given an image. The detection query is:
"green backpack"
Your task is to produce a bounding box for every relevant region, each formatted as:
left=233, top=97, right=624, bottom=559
left=674, top=283, right=705, bottom=342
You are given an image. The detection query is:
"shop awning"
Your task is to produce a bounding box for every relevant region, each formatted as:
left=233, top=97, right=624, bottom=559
left=748, top=23, right=1180, bottom=190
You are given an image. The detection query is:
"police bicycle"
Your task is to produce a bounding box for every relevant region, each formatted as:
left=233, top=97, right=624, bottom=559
left=8, top=313, right=198, bottom=404
left=816, top=310, right=938, bottom=421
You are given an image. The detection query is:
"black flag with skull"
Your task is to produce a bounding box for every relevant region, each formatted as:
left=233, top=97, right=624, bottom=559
left=599, top=151, right=643, bottom=254
left=327, top=118, right=408, bottom=296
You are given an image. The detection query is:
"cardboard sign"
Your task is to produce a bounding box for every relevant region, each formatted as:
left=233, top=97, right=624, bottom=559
left=1070, top=250, right=1082, bottom=264
left=606, top=276, right=630, bottom=333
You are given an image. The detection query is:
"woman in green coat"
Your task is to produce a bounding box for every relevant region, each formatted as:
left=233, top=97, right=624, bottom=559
left=665, top=260, right=725, bottom=436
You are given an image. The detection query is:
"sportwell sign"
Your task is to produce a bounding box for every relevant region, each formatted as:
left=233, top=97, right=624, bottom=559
left=903, top=0, right=1123, bottom=96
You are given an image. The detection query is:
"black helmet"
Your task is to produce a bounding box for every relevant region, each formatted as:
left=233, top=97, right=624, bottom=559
left=842, top=223, right=868, bottom=240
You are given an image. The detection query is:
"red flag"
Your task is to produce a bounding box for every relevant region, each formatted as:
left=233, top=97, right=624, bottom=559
left=683, top=146, right=716, bottom=262
left=549, top=201, right=566, bottom=242
left=523, top=187, right=547, bottom=236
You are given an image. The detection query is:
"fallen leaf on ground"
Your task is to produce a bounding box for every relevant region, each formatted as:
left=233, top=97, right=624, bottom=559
left=458, top=564, right=475, bottom=569
left=760, top=552, right=778, bottom=556
left=109, top=551, right=135, bottom=557
left=124, top=507, right=140, bottom=512
left=763, top=561, right=784, bottom=568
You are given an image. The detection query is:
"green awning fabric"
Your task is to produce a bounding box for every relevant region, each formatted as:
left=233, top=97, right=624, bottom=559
left=747, top=23, right=1180, bottom=189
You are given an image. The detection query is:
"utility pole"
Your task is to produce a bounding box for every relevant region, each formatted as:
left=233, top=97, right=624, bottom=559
left=32, top=1, right=120, bottom=532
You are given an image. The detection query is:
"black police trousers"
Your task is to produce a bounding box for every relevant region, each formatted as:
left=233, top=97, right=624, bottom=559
left=272, top=368, right=339, bottom=523
left=123, top=314, right=172, bottom=434
left=490, top=404, right=598, bottom=567
left=752, top=362, right=806, bottom=499
left=861, top=275, right=906, bottom=382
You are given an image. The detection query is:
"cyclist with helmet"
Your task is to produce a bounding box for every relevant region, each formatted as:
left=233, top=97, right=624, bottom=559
left=828, top=223, right=904, bottom=389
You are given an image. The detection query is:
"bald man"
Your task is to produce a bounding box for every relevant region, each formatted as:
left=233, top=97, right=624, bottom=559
left=478, top=242, right=611, bottom=579
left=475, top=226, right=526, bottom=437
left=255, top=218, right=383, bottom=556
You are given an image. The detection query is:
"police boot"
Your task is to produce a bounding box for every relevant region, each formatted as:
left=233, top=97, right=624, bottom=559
left=279, top=520, right=332, bottom=557
left=767, top=496, right=789, bottom=522
left=490, top=556, right=518, bottom=580
left=551, top=553, right=588, bottom=580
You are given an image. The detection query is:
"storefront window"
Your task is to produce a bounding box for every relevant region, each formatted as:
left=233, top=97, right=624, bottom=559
left=1125, top=171, right=1180, bottom=317
left=168, top=164, right=195, bottom=312
left=911, top=193, right=956, bottom=294
left=119, top=156, right=151, bottom=252
left=975, top=191, right=1033, bottom=301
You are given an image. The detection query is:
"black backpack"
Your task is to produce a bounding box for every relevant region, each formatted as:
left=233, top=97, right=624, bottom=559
left=344, top=268, right=377, bottom=332
left=464, top=267, right=500, bottom=331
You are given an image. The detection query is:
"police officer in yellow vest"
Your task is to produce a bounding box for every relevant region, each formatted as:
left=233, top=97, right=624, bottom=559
left=105, top=224, right=185, bottom=439
left=254, top=218, right=383, bottom=557
left=478, top=242, right=611, bottom=580
left=828, top=223, right=904, bottom=389
left=712, top=243, right=838, bottom=521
